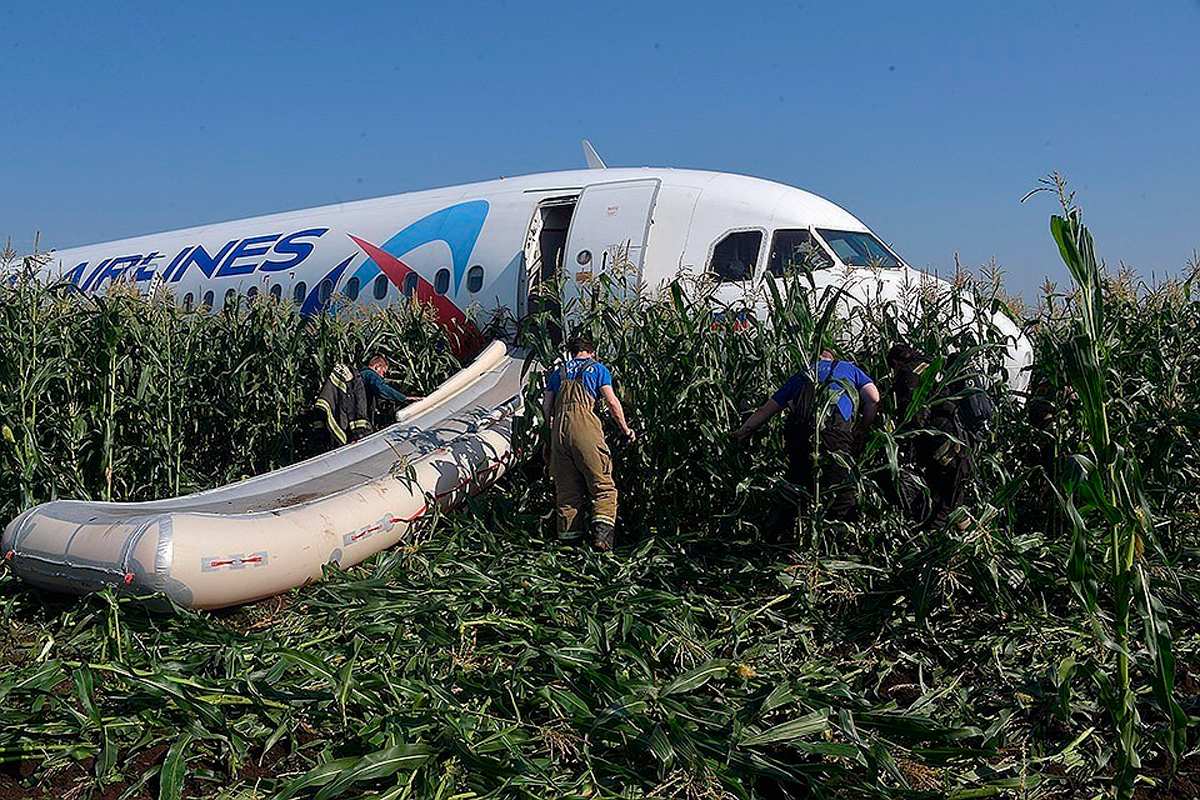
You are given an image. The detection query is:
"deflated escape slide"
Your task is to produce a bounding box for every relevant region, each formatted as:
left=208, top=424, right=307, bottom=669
left=2, top=342, right=529, bottom=609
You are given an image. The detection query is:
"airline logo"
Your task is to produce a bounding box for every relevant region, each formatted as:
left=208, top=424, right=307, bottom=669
left=63, top=228, right=330, bottom=292
left=344, top=200, right=489, bottom=296
left=59, top=200, right=491, bottom=321
left=329, top=199, right=489, bottom=354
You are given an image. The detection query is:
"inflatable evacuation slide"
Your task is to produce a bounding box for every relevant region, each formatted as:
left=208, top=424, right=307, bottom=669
left=2, top=342, right=526, bottom=609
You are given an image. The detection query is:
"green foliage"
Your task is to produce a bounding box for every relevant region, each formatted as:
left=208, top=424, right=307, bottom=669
left=1035, top=177, right=1191, bottom=798
left=1, top=207, right=1199, bottom=798
left=519, top=260, right=1022, bottom=545
left=0, top=282, right=460, bottom=522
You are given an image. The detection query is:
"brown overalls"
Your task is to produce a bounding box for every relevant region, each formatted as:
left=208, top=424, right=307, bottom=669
left=549, top=361, right=617, bottom=539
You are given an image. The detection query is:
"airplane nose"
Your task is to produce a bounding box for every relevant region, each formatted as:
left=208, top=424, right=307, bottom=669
left=989, top=307, right=1034, bottom=395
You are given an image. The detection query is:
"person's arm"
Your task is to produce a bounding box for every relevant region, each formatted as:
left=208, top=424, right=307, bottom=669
left=363, top=369, right=412, bottom=404
left=856, top=382, right=880, bottom=431
left=350, top=377, right=372, bottom=441
left=731, top=399, right=784, bottom=442
left=598, top=385, right=635, bottom=440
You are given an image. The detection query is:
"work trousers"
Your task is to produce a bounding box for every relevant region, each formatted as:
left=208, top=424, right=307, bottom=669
left=550, top=379, right=617, bottom=539
left=888, top=415, right=974, bottom=530
left=913, top=428, right=973, bottom=530
left=770, top=420, right=857, bottom=539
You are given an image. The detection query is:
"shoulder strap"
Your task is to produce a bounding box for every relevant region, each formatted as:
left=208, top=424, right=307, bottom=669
left=566, top=358, right=597, bottom=379
left=819, top=359, right=843, bottom=417
left=786, top=373, right=814, bottom=416
left=785, top=360, right=840, bottom=416
left=823, top=360, right=840, bottom=390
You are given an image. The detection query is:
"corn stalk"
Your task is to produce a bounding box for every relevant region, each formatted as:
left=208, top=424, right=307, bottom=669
left=1043, top=178, right=1187, bottom=798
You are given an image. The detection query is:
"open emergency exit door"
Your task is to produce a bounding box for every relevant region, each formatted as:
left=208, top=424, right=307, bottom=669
left=562, top=179, right=660, bottom=317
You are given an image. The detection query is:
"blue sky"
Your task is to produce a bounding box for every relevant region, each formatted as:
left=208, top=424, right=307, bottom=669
left=2, top=1, right=1196, bottom=297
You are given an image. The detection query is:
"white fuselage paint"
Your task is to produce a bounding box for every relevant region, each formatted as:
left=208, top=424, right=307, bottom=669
left=26, top=166, right=1033, bottom=387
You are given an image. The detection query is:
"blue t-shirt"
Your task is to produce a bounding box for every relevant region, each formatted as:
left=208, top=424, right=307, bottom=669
left=546, top=357, right=613, bottom=400
left=772, top=360, right=874, bottom=421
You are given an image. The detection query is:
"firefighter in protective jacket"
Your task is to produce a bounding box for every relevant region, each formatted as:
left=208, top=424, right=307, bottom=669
left=542, top=335, right=635, bottom=552
left=315, top=364, right=371, bottom=449
left=886, top=343, right=975, bottom=530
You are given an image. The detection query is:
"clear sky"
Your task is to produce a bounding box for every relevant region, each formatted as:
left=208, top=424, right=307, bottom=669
left=2, top=1, right=1196, bottom=297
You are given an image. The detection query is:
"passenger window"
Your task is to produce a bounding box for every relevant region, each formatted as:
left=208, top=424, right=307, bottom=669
left=344, top=276, right=360, bottom=301
left=269, top=284, right=282, bottom=301
left=293, top=281, right=307, bottom=306
left=224, top=288, right=237, bottom=309
left=317, top=279, right=333, bottom=305
left=182, top=292, right=194, bottom=312
left=434, top=268, right=450, bottom=295
left=768, top=229, right=833, bottom=276
left=467, top=265, right=484, bottom=293
left=403, top=272, right=419, bottom=298
left=708, top=231, right=762, bottom=282
left=373, top=274, right=389, bottom=300
left=246, top=286, right=259, bottom=300
left=202, top=290, right=214, bottom=308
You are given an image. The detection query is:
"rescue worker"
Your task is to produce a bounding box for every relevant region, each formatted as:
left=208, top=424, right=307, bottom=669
left=886, top=343, right=974, bottom=530
left=315, top=364, right=371, bottom=450
left=542, top=335, right=635, bottom=552
left=732, top=347, right=879, bottom=530
left=361, top=354, right=423, bottom=428
left=1021, top=363, right=1077, bottom=523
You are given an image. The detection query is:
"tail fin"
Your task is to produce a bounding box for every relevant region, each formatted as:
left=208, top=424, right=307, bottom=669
left=582, top=140, right=607, bottom=170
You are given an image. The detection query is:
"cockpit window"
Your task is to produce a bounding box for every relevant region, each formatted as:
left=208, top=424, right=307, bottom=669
left=815, top=229, right=901, bottom=268
left=768, top=229, right=834, bottom=275
left=708, top=230, right=762, bottom=283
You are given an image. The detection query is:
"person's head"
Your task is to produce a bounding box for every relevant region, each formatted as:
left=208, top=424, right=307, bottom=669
left=817, top=333, right=837, bottom=362
left=567, top=334, right=596, bottom=357
left=367, top=353, right=389, bottom=377
left=887, top=343, right=926, bottom=372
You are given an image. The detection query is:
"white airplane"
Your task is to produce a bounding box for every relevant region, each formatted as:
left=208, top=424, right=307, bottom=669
left=23, top=143, right=1032, bottom=385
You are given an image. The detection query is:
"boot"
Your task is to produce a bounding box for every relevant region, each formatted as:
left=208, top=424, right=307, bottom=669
left=591, top=521, right=615, bottom=552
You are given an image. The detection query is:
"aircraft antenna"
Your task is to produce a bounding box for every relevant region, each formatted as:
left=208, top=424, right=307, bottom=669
left=582, top=140, right=607, bottom=170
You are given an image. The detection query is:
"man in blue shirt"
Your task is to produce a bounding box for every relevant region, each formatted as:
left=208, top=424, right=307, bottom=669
left=361, top=354, right=424, bottom=429
left=542, top=335, right=635, bottom=551
left=732, top=347, right=879, bottom=528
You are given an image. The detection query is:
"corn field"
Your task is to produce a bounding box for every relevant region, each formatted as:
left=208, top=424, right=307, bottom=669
left=0, top=279, right=460, bottom=521
left=1, top=199, right=1199, bottom=799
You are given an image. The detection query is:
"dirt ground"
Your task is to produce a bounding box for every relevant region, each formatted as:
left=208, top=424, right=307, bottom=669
left=0, top=741, right=295, bottom=800
left=5, top=748, right=1200, bottom=799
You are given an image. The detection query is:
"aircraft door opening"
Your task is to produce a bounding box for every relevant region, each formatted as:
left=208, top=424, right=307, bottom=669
left=521, top=197, right=577, bottom=339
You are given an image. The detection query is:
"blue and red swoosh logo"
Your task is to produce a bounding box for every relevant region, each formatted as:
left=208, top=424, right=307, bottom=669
left=347, top=200, right=489, bottom=296
left=303, top=199, right=491, bottom=353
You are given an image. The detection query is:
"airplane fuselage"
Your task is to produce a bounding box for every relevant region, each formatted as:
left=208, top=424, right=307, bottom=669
left=25, top=166, right=1032, bottom=385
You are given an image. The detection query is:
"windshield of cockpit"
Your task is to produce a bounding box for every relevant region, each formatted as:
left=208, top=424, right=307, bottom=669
left=815, top=229, right=902, bottom=268
left=767, top=229, right=832, bottom=276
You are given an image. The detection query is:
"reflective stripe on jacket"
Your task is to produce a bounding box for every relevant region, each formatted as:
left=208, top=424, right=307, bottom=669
left=315, top=363, right=371, bottom=445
